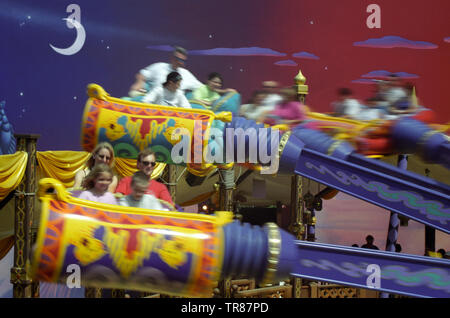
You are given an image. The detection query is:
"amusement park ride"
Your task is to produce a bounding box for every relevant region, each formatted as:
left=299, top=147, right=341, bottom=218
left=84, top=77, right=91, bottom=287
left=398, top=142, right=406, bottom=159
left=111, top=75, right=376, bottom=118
left=1, top=70, right=449, bottom=298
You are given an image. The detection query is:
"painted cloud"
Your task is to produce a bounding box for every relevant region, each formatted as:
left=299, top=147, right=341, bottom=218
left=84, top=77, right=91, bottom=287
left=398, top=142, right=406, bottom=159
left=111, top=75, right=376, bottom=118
left=444, top=37, right=450, bottom=43
left=146, top=45, right=174, bottom=51
left=274, top=59, right=298, bottom=66
left=188, top=47, right=287, bottom=56
left=292, top=51, right=320, bottom=60
left=353, top=36, right=438, bottom=49
left=146, top=45, right=289, bottom=57
left=351, top=79, right=377, bottom=85
left=362, top=70, right=419, bottom=79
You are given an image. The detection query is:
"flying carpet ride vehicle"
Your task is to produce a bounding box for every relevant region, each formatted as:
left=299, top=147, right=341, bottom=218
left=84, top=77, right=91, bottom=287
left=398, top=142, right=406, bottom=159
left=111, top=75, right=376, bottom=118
left=30, top=84, right=450, bottom=298
left=83, top=84, right=449, bottom=170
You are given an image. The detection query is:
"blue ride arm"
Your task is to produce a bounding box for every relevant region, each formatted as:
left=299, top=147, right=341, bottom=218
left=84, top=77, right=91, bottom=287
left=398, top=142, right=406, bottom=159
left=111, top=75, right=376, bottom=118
left=280, top=127, right=450, bottom=233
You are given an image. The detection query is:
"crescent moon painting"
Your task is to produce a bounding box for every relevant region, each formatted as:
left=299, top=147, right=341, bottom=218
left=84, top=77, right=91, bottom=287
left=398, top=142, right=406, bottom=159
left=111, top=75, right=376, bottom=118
left=50, top=18, right=86, bottom=56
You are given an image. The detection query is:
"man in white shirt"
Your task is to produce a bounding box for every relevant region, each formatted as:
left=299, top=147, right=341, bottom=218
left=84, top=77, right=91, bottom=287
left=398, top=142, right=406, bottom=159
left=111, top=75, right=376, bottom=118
left=260, top=81, right=283, bottom=110
left=142, top=71, right=192, bottom=108
left=385, top=74, right=407, bottom=104
left=333, top=88, right=383, bottom=121
left=129, top=46, right=202, bottom=96
left=333, top=88, right=362, bottom=118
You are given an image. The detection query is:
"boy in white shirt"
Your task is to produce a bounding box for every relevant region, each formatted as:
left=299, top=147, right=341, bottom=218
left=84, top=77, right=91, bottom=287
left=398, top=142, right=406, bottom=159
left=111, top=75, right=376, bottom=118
left=119, top=171, right=168, bottom=211
left=142, top=71, right=191, bottom=109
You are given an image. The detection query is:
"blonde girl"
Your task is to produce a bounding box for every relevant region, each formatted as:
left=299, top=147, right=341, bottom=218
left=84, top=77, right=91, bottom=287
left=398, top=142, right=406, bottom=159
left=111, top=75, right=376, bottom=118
left=77, top=163, right=118, bottom=205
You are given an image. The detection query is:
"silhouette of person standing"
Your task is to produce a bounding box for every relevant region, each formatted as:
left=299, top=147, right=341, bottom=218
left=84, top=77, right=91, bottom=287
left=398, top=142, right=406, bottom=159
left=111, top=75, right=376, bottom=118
left=361, top=235, right=379, bottom=250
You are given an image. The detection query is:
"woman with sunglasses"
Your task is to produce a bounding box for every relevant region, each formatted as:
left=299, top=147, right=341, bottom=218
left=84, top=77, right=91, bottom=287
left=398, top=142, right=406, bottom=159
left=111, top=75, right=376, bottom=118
left=73, top=142, right=118, bottom=192
left=115, top=148, right=174, bottom=206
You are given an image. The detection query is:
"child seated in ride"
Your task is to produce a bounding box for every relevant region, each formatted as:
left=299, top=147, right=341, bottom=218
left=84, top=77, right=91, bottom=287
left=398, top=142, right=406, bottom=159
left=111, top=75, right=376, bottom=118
left=142, top=71, right=192, bottom=109
left=333, top=88, right=383, bottom=121
left=239, top=90, right=273, bottom=121
left=332, top=88, right=362, bottom=118
left=261, top=87, right=306, bottom=126
left=119, top=171, right=168, bottom=210
left=78, top=163, right=118, bottom=205
left=386, top=82, right=419, bottom=116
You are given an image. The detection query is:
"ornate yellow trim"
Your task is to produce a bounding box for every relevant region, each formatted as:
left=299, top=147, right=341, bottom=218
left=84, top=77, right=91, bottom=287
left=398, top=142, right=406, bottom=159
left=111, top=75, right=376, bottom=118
left=86, top=83, right=223, bottom=118
left=37, top=178, right=231, bottom=225
left=367, top=154, right=384, bottom=159
left=214, top=111, right=233, bottom=123
left=216, top=162, right=234, bottom=170
left=38, top=178, right=70, bottom=202
left=214, top=211, right=234, bottom=226
left=295, top=70, right=309, bottom=95
left=261, top=223, right=281, bottom=284
left=306, top=111, right=372, bottom=126
left=87, top=84, right=109, bottom=100
left=272, top=124, right=290, bottom=131
left=278, top=131, right=292, bottom=159
left=327, top=140, right=344, bottom=156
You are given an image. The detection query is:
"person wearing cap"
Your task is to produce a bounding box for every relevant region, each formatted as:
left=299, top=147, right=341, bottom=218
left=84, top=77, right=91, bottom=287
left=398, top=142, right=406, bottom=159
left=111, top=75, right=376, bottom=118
left=129, top=46, right=202, bottom=97
left=142, top=71, right=192, bottom=108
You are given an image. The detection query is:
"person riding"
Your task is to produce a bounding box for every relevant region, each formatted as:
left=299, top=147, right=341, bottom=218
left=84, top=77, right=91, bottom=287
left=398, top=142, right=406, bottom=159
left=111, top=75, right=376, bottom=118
left=129, top=46, right=202, bottom=98
left=142, top=71, right=192, bottom=108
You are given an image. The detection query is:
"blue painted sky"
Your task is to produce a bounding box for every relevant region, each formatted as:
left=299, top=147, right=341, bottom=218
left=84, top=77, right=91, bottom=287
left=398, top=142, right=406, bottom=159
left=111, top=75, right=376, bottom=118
left=2, top=0, right=450, bottom=151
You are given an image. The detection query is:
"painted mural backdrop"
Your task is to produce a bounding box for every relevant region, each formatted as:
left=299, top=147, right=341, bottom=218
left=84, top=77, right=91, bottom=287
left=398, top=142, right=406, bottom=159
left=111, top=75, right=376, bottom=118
left=1, top=0, right=449, bottom=298
left=1, top=0, right=449, bottom=151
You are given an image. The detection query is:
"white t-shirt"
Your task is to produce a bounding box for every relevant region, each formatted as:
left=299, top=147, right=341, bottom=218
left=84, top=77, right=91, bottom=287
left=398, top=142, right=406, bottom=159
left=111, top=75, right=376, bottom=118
left=239, top=104, right=275, bottom=121
left=261, top=94, right=283, bottom=108
left=354, top=108, right=383, bottom=121
left=119, top=194, right=168, bottom=211
left=334, top=98, right=361, bottom=118
left=142, top=86, right=192, bottom=109
left=334, top=98, right=384, bottom=121
left=140, top=62, right=202, bottom=92
left=385, top=87, right=407, bottom=104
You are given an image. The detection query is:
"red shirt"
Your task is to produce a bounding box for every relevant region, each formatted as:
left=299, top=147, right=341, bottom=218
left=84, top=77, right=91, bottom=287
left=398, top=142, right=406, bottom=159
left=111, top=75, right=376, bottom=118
left=115, top=176, right=173, bottom=205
